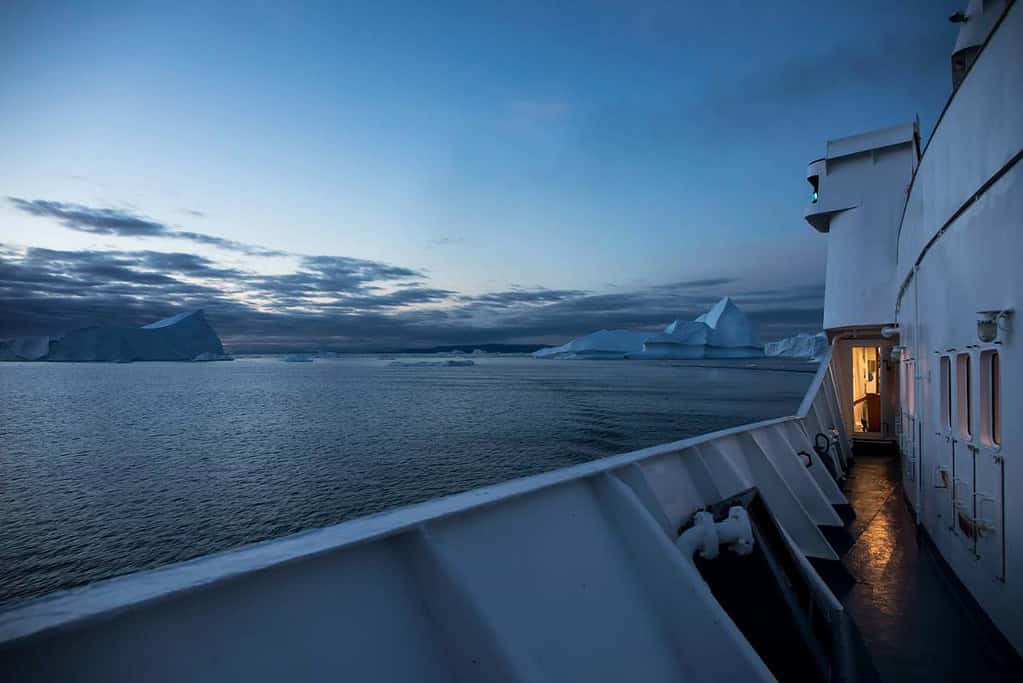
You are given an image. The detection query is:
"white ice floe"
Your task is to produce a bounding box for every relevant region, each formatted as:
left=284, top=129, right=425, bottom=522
left=764, top=332, right=828, bottom=361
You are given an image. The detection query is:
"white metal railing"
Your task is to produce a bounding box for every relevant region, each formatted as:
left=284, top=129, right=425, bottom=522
left=0, top=349, right=852, bottom=682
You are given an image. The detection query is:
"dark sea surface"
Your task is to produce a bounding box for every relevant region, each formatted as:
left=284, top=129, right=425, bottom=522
left=0, top=355, right=815, bottom=608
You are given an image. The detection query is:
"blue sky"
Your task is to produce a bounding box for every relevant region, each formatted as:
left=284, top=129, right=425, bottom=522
left=0, top=1, right=960, bottom=349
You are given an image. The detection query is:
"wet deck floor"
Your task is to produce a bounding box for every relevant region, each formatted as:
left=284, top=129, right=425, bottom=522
left=836, top=450, right=1022, bottom=681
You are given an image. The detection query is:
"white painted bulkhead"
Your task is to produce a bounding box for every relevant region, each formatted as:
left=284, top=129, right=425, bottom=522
left=803, top=124, right=918, bottom=446
left=0, top=359, right=851, bottom=681
left=805, top=123, right=918, bottom=332
left=894, top=0, right=1023, bottom=655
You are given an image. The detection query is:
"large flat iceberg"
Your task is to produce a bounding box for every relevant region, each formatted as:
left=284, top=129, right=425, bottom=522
left=532, top=329, right=650, bottom=360
left=764, top=331, right=828, bottom=361
left=533, top=297, right=765, bottom=360
left=0, top=310, right=230, bottom=363
left=0, top=335, right=52, bottom=361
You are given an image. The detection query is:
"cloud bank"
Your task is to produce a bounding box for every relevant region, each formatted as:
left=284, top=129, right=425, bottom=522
left=2, top=198, right=823, bottom=351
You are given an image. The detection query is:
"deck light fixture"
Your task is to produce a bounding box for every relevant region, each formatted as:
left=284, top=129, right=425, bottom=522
left=977, top=309, right=1012, bottom=343
left=889, top=346, right=904, bottom=364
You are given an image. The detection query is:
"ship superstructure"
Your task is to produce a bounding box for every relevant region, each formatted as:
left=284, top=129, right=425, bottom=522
left=0, top=2, right=1020, bottom=680
left=806, top=0, right=1022, bottom=655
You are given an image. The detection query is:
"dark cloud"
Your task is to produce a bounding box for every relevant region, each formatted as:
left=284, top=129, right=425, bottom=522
left=299, top=255, right=423, bottom=288
left=575, top=15, right=954, bottom=162
left=7, top=198, right=286, bottom=257
left=651, top=277, right=737, bottom=290
left=172, top=230, right=287, bottom=257
left=460, top=288, right=590, bottom=308
left=715, top=28, right=952, bottom=114
left=0, top=244, right=454, bottom=341
left=9, top=198, right=167, bottom=236
left=0, top=241, right=822, bottom=350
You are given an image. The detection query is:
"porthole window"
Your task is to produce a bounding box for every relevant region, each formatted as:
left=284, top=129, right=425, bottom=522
left=940, top=356, right=951, bottom=430
left=956, top=354, right=972, bottom=439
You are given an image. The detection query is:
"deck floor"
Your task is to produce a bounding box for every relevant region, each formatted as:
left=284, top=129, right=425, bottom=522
left=837, top=450, right=1022, bottom=681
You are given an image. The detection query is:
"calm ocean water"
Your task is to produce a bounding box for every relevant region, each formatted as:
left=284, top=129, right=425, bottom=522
left=0, top=355, right=814, bottom=608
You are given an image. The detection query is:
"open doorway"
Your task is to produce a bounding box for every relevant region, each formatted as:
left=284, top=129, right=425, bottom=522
left=852, top=346, right=882, bottom=434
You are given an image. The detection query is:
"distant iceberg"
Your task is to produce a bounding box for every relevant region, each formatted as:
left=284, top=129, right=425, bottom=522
left=0, top=310, right=230, bottom=363
left=764, top=331, right=828, bottom=361
left=532, top=330, right=650, bottom=360
left=281, top=354, right=314, bottom=363
left=533, top=297, right=764, bottom=360
left=0, top=335, right=53, bottom=361
left=389, top=359, right=476, bottom=367
left=695, top=297, right=762, bottom=351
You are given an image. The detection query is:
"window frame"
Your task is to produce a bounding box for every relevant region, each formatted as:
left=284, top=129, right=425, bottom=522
left=939, top=356, right=951, bottom=431
left=956, top=353, right=972, bottom=440
left=980, top=350, right=1000, bottom=448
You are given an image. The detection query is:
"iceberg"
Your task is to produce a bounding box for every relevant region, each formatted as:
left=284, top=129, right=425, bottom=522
left=0, top=310, right=229, bottom=363
left=532, top=297, right=765, bottom=360
left=532, top=329, right=650, bottom=360
left=636, top=299, right=762, bottom=359
left=0, top=335, right=53, bottom=361
left=764, top=331, right=828, bottom=361
left=639, top=320, right=711, bottom=359
left=694, top=297, right=762, bottom=353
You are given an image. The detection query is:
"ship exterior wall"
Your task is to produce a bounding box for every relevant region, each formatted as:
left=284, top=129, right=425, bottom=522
left=895, top=0, right=1023, bottom=655
left=822, top=143, right=916, bottom=331
left=896, top=1, right=1023, bottom=289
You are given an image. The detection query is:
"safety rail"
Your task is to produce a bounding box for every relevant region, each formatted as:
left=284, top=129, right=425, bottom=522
left=0, top=348, right=853, bottom=682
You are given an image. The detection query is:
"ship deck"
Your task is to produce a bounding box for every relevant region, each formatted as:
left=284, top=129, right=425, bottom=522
left=834, top=446, right=1022, bottom=681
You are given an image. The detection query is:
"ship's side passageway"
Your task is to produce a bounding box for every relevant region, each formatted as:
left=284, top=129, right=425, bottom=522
left=836, top=448, right=1022, bottom=682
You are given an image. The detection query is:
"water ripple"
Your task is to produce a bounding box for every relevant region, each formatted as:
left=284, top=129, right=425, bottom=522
left=0, top=355, right=813, bottom=607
